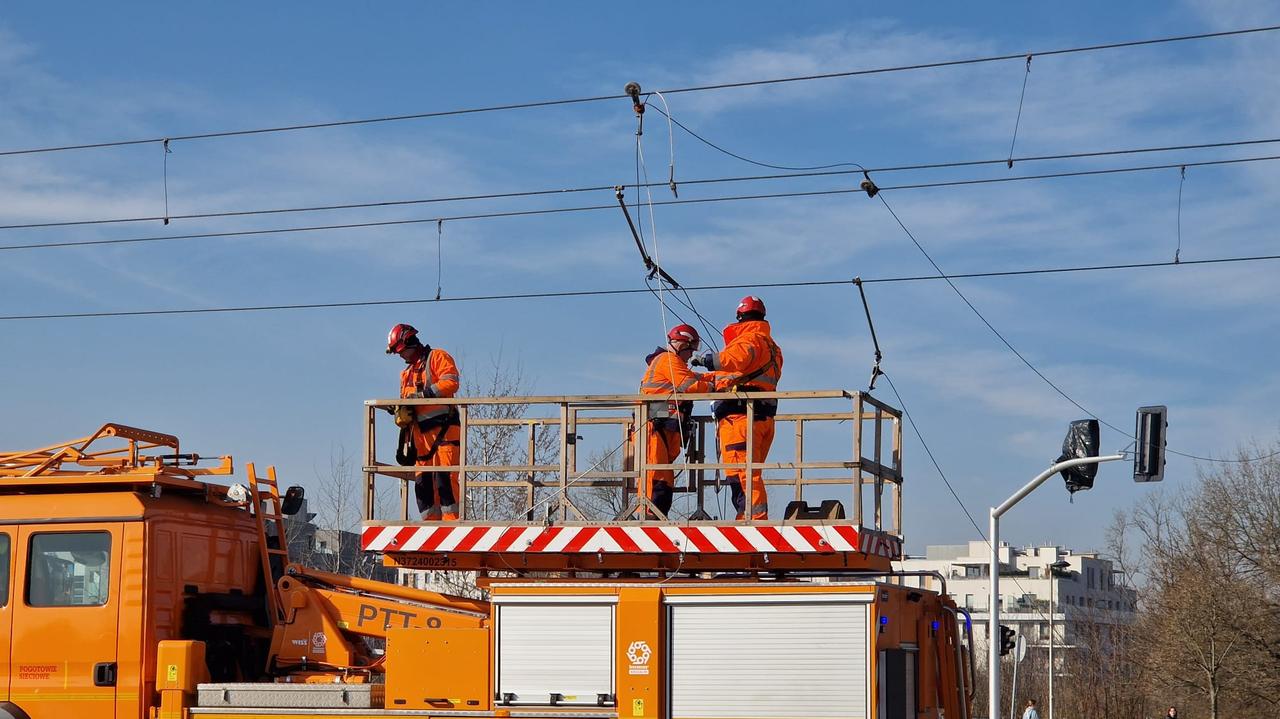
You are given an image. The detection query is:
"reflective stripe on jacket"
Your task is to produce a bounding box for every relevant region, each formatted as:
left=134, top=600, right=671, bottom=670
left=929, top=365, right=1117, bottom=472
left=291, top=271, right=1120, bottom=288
left=400, top=348, right=461, bottom=419
left=640, top=349, right=715, bottom=395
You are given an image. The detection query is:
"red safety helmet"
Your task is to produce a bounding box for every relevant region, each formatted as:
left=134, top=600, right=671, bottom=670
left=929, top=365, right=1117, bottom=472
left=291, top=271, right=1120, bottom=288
left=736, top=295, right=766, bottom=319
left=667, top=323, right=701, bottom=349
left=386, top=323, right=420, bottom=354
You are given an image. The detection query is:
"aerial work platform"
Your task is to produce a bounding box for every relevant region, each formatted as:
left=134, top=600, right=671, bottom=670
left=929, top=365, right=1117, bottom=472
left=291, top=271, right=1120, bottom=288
left=360, top=389, right=905, bottom=573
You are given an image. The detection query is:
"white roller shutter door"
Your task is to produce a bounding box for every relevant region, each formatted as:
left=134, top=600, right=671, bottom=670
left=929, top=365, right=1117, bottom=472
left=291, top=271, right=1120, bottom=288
left=496, top=601, right=615, bottom=705
left=668, top=597, right=869, bottom=719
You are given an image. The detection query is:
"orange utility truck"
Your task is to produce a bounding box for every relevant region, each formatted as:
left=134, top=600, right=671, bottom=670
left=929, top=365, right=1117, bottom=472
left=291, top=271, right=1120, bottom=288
left=0, top=389, right=974, bottom=719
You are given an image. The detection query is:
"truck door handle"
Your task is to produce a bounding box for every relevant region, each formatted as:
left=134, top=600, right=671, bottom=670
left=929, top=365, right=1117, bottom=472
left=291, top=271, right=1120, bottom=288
left=93, top=662, right=117, bottom=687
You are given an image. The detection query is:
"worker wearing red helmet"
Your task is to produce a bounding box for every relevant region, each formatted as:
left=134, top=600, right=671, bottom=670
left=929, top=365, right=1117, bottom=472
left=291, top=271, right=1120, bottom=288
left=691, top=296, right=784, bottom=520
left=387, top=323, right=463, bottom=521
left=638, top=324, right=716, bottom=519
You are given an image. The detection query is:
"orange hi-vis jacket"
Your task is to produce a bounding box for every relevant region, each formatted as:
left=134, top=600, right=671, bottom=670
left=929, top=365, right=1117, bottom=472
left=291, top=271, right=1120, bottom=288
left=641, top=349, right=716, bottom=398
left=712, top=320, right=783, bottom=392
left=400, top=347, right=461, bottom=421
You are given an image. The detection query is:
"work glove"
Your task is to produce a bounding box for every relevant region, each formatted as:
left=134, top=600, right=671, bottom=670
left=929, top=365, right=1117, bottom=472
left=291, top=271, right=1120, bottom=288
left=393, top=405, right=416, bottom=428
left=414, top=387, right=436, bottom=399
left=691, top=352, right=717, bottom=370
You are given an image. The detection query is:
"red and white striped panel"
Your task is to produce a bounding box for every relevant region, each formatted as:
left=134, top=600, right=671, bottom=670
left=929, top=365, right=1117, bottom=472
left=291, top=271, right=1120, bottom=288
left=361, top=523, right=902, bottom=559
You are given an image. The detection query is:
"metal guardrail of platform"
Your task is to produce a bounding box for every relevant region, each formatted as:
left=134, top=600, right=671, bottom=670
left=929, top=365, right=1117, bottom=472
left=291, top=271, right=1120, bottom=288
left=362, top=389, right=903, bottom=535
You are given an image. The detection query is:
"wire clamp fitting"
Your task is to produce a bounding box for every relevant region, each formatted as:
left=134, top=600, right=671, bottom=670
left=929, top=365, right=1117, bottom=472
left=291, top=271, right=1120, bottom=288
left=860, top=171, right=879, bottom=198
left=625, top=81, right=645, bottom=136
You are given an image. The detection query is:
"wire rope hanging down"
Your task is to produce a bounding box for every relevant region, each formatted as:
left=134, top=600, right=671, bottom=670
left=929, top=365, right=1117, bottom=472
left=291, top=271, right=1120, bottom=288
left=1006, top=54, right=1033, bottom=169
left=161, top=139, right=173, bottom=225
left=1175, top=165, right=1187, bottom=263
left=435, top=219, right=444, bottom=300
left=622, top=82, right=727, bottom=521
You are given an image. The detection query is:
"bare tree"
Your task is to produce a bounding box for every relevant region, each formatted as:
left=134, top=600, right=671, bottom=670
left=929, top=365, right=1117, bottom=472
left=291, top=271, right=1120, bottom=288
left=461, top=352, right=558, bottom=522
left=1119, top=442, right=1280, bottom=719
left=292, top=444, right=389, bottom=580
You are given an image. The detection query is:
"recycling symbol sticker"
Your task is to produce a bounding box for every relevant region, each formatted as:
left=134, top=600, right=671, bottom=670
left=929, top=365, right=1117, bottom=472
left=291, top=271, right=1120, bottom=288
left=627, top=640, right=652, bottom=675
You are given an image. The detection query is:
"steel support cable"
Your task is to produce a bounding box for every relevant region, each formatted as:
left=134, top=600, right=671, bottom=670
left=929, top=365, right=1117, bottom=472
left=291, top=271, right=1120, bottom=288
left=5, top=152, right=1280, bottom=251
left=882, top=369, right=1057, bottom=628
left=5, top=137, right=1280, bottom=232
left=5, top=251, right=1280, bottom=321
left=873, top=192, right=1279, bottom=465
left=2, top=24, right=1277, bottom=159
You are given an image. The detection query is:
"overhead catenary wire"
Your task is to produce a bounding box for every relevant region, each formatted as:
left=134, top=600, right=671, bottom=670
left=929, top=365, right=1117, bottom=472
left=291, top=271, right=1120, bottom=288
left=7, top=136, right=1280, bottom=232
left=6, top=251, right=1280, bottom=320
left=5, top=150, right=1280, bottom=249
left=870, top=190, right=1278, bottom=465
left=650, top=90, right=1280, bottom=465
left=2, top=24, right=1277, bottom=159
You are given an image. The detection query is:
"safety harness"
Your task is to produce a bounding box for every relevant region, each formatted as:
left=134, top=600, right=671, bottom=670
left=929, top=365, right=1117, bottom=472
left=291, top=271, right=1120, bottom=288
left=713, top=340, right=781, bottom=421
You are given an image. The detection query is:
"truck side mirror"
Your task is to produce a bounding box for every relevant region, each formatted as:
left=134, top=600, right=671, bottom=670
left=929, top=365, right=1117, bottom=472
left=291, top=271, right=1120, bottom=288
left=281, top=486, right=306, bottom=515
left=1058, top=419, right=1101, bottom=494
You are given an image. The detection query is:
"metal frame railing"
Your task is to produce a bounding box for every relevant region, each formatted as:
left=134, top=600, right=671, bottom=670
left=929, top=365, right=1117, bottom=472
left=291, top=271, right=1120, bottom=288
left=362, top=389, right=902, bottom=533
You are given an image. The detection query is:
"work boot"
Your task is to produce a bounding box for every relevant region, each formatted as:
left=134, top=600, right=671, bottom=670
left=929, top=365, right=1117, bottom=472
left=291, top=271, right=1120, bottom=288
left=422, top=507, right=443, bottom=521
left=441, top=503, right=460, bottom=521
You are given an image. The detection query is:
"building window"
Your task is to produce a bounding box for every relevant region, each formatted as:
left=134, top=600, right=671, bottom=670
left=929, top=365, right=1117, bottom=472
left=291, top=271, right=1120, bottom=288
left=1028, top=567, right=1041, bottom=579
left=27, top=532, right=111, bottom=607
left=965, top=565, right=983, bottom=578
left=964, top=594, right=973, bottom=608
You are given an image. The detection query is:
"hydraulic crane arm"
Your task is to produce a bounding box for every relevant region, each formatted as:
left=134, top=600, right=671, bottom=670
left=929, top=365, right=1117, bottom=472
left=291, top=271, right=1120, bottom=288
left=268, top=564, right=489, bottom=678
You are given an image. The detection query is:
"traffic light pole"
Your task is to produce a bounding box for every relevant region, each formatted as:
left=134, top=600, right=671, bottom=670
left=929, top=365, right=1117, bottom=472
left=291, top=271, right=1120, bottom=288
left=988, top=454, right=1124, bottom=719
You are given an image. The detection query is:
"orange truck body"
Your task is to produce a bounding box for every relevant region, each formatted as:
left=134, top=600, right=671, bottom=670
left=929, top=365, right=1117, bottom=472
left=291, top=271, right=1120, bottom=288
left=0, top=426, right=972, bottom=719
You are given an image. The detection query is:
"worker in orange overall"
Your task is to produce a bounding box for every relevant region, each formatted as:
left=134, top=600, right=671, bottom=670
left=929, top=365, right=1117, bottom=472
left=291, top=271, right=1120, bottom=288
left=387, top=323, right=463, bottom=521
left=691, top=296, right=783, bottom=520
left=638, top=324, right=716, bottom=519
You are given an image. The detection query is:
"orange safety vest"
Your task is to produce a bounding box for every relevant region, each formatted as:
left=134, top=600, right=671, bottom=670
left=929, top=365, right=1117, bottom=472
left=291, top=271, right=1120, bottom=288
left=400, top=347, right=461, bottom=422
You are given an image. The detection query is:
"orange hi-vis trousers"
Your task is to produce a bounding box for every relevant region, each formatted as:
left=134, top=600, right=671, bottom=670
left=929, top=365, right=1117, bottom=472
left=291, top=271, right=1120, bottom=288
left=412, top=422, right=461, bottom=520
left=719, top=414, right=774, bottom=520
left=641, top=419, right=681, bottom=518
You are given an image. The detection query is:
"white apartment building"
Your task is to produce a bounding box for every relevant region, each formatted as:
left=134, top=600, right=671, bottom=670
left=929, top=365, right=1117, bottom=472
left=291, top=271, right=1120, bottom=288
left=896, top=542, right=1136, bottom=650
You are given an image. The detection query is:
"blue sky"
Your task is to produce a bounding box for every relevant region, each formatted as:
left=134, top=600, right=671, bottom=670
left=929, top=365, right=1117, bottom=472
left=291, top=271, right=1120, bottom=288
left=2, top=1, right=1278, bottom=554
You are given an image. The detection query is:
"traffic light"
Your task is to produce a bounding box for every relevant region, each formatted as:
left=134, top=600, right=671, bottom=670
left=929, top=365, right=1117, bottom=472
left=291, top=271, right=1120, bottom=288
left=999, top=625, right=1016, bottom=656
left=1134, top=406, right=1167, bottom=483
left=1058, top=419, right=1101, bottom=494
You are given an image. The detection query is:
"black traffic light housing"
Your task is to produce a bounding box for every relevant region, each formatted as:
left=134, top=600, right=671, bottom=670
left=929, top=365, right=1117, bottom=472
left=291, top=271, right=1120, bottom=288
left=1134, top=405, right=1167, bottom=482
left=1058, top=419, right=1101, bottom=494
left=999, top=625, right=1017, bottom=656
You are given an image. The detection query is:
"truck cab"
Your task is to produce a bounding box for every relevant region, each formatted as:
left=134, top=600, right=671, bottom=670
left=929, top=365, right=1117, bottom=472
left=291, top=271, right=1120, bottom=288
left=0, top=425, right=269, bottom=719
